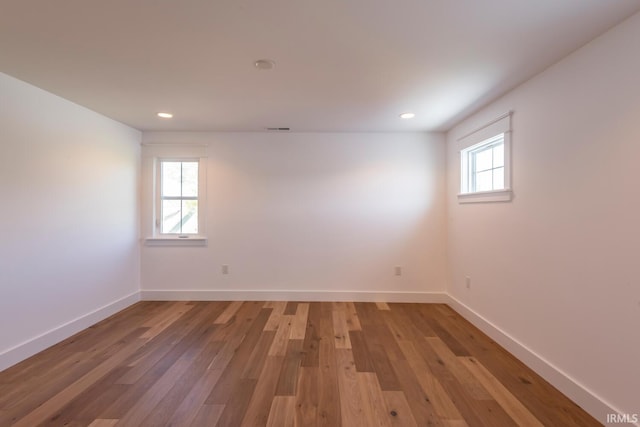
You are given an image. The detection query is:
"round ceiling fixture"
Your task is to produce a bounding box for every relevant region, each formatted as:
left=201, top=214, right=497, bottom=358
left=399, top=112, right=415, bottom=119
left=254, top=59, right=276, bottom=70
left=157, top=112, right=173, bottom=119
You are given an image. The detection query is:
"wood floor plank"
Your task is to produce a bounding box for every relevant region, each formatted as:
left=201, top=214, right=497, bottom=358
left=295, top=367, right=319, bottom=426
left=332, top=309, right=352, bottom=349
left=0, top=352, right=98, bottom=422
left=38, top=366, right=131, bottom=427
left=335, top=349, right=367, bottom=427
left=300, top=302, right=321, bottom=368
left=242, top=330, right=277, bottom=379
left=396, top=340, right=464, bottom=421
left=138, top=336, right=225, bottom=426
left=348, top=330, right=375, bottom=373
left=118, top=359, right=191, bottom=426
left=357, top=372, right=393, bottom=427
left=382, top=391, right=419, bottom=427
left=376, top=302, right=391, bottom=311
left=98, top=306, right=218, bottom=421
left=10, top=335, right=149, bottom=427
left=206, top=305, right=272, bottom=405
left=1, top=301, right=601, bottom=427
left=140, top=301, right=193, bottom=339
left=284, top=301, right=299, bottom=315
left=388, top=358, right=443, bottom=426
left=87, top=420, right=119, bottom=427
left=290, top=302, right=310, bottom=340
left=398, top=304, right=437, bottom=338
left=317, top=303, right=342, bottom=427
left=0, top=326, right=147, bottom=413
left=167, top=368, right=226, bottom=427
left=432, top=307, right=599, bottom=426
left=345, top=301, right=362, bottom=331
left=189, top=404, right=224, bottom=427
left=459, top=357, right=545, bottom=427
left=425, top=336, right=492, bottom=400
left=268, top=315, right=293, bottom=356
left=266, top=396, right=296, bottom=427
left=275, top=339, right=303, bottom=396
left=214, top=300, right=244, bottom=324
left=240, top=356, right=286, bottom=427
left=416, top=305, right=471, bottom=356
left=263, top=301, right=287, bottom=331
left=214, top=378, right=257, bottom=427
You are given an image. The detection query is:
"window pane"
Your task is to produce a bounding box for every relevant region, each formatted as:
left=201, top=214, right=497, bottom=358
left=162, top=162, right=182, bottom=197
left=493, top=167, right=504, bottom=190
left=475, top=170, right=493, bottom=192
left=162, top=200, right=182, bottom=233
left=493, top=143, right=504, bottom=168
left=474, top=148, right=493, bottom=172
left=181, top=162, right=198, bottom=197
left=181, top=200, right=198, bottom=234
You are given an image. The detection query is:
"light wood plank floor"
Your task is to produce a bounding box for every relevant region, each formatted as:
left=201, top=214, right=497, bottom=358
left=0, top=301, right=601, bottom=426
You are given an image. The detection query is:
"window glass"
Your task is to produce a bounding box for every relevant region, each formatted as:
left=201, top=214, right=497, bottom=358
left=160, top=160, right=199, bottom=234
left=463, top=134, right=505, bottom=193
left=475, top=148, right=493, bottom=172
left=161, top=162, right=182, bottom=197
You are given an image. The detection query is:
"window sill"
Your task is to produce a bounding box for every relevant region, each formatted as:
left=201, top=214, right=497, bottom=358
left=144, top=236, right=208, bottom=247
left=458, top=189, right=512, bottom=204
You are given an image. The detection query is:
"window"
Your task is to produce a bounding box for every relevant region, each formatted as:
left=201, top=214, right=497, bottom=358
left=464, top=134, right=504, bottom=193
left=142, top=143, right=207, bottom=245
left=458, top=112, right=512, bottom=203
left=159, top=160, right=199, bottom=235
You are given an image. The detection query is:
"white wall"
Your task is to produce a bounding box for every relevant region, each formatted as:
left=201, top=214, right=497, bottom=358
left=141, top=131, right=447, bottom=300
left=446, top=12, right=640, bottom=421
left=0, top=72, right=141, bottom=370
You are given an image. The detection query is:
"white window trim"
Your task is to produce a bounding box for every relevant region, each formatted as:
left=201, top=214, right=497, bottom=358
left=142, top=143, right=208, bottom=246
left=155, top=158, right=203, bottom=236
left=457, top=112, right=513, bottom=204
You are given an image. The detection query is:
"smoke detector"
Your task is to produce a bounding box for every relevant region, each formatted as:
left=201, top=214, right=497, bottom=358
left=254, top=59, right=276, bottom=70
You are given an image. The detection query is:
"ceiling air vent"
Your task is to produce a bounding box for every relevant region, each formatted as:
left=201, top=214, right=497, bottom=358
left=266, top=127, right=290, bottom=131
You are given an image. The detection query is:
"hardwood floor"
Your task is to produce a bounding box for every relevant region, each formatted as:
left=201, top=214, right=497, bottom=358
left=0, top=301, right=601, bottom=426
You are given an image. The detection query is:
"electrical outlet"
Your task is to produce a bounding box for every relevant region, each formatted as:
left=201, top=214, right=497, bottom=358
left=222, top=265, right=229, bottom=275
left=465, top=276, right=471, bottom=289
left=395, top=266, right=402, bottom=276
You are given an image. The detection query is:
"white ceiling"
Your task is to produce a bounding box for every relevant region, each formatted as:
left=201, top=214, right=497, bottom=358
left=1, top=1, right=639, bottom=132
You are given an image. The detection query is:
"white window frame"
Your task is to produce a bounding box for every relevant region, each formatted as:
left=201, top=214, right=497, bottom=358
left=458, top=112, right=513, bottom=203
left=156, top=158, right=202, bottom=236
left=142, top=143, right=207, bottom=246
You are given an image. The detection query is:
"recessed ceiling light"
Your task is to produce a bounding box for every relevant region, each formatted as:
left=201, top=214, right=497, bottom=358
left=157, top=112, right=173, bottom=119
left=254, top=59, right=275, bottom=70
left=399, top=112, right=415, bottom=119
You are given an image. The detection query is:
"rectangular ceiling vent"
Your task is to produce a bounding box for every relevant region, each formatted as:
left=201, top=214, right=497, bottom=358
left=266, top=127, right=290, bottom=131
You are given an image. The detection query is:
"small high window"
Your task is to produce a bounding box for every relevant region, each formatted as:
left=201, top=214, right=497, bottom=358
left=463, top=134, right=504, bottom=193
left=458, top=112, right=512, bottom=203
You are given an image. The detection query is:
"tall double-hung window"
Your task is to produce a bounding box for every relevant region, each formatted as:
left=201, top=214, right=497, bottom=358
left=142, top=143, right=207, bottom=244
left=159, top=160, right=199, bottom=234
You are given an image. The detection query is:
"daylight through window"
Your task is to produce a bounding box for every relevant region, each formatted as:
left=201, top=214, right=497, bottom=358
left=160, top=160, right=199, bottom=234
left=466, top=134, right=504, bottom=193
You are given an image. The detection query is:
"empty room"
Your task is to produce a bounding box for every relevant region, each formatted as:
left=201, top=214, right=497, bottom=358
left=1, top=1, right=639, bottom=426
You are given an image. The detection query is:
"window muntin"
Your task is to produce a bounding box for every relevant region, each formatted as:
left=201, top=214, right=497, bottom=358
left=160, top=160, right=199, bottom=234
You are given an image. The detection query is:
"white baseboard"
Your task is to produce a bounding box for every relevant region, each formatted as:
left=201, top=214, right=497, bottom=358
left=140, top=289, right=449, bottom=303
left=446, top=295, right=632, bottom=427
left=0, top=291, right=141, bottom=372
